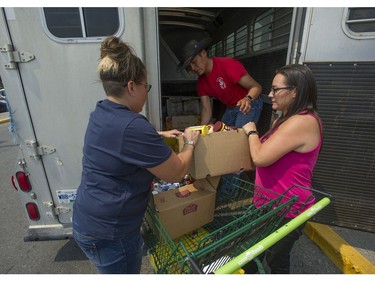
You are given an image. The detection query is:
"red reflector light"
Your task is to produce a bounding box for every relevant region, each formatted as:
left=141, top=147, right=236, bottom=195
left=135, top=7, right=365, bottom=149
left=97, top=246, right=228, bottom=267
left=26, top=203, right=40, bottom=221
left=16, top=171, right=32, bottom=192
left=11, top=175, right=18, bottom=191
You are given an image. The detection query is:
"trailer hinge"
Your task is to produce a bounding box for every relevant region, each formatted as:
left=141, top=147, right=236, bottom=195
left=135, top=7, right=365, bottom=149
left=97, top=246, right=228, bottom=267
left=43, top=202, right=71, bottom=217
left=0, top=44, right=35, bottom=69
left=25, top=140, right=56, bottom=160
left=54, top=206, right=72, bottom=214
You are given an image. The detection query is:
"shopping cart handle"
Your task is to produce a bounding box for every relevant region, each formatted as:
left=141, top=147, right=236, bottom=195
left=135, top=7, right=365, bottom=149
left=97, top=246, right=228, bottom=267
left=214, top=197, right=331, bottom=274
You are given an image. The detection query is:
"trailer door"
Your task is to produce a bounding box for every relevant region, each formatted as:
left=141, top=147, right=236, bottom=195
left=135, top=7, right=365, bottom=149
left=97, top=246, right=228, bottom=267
left=0, top=7, right=159, bottom=225
left=286, top=7, right=307, bottom=64
left=294, top=8, right=375, bottom=232
left=0, top=8, right=55, bottom=228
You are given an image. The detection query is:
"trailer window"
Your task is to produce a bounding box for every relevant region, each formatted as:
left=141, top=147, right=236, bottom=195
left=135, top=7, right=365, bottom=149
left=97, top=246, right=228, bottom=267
left=42, top=8, right=123, bottom=43
left=224, top=25, right=248, bottom=58
left=225, top=32, right=235, bottom=57
left=344, top=8, right=375, bottom=38
left=207, top=9, right=292, bottom=58
left=208, top=40, right=223, bottom=57
left=235, top=25, right=247, bottom=57
left=209, top=25, right=247, bottom=58
left=250, top=8, right=292, bottom=53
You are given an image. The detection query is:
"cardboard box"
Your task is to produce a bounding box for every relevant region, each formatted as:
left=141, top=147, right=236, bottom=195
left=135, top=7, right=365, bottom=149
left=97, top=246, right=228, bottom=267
left=166, top=98, right=201, bottom=117
left=183, top=99, right=200, bottom=115
left=178, top=129, right=254, bottom=179
left=166, top=115, right=200, bottom=130
left=150, top=176, right=220, bottom=239
left=167, top=98, right=184, bottom=116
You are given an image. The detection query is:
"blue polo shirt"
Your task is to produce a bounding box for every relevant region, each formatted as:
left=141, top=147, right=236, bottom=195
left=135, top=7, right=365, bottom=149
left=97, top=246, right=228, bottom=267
left=73, top=99, right=172, bottom=239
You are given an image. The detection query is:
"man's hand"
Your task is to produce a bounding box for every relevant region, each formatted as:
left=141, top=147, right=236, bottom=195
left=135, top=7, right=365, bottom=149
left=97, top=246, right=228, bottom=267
left=237, top=97, right=251, bottom=115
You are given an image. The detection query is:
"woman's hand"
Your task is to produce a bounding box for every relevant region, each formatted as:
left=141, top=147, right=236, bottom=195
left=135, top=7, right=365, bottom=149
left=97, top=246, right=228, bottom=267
left=183, top=128, right=200, bottom=146
left=159, top=129, right=183, bottom=138
left=243, top=121, right=257, bottom=135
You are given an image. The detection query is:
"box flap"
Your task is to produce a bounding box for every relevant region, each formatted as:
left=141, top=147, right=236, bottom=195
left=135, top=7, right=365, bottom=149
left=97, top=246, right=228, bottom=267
left=192, top=176, right=221, bottom=191
left=153, top=179, right=216, bottom=213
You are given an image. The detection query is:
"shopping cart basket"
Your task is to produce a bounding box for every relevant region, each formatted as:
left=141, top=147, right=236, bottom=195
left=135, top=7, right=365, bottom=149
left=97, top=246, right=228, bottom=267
left=141, top=176, right=332, bottom=274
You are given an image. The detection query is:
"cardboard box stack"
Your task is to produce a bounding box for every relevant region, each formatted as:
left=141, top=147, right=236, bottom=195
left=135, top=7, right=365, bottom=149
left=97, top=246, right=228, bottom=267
left=165, top=98, right=201, bottom=130
left=150, top=123, right=254, bottom=240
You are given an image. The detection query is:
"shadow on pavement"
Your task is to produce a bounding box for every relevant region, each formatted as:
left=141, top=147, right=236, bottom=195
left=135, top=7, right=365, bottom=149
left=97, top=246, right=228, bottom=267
left=54, top=239, right=89, bottom=262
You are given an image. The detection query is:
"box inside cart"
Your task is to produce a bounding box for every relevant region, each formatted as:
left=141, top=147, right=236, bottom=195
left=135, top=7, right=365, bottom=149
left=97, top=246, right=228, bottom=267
left=178, top=129, right=254, bottom=179
left=149, top=176, right=220, bottom=239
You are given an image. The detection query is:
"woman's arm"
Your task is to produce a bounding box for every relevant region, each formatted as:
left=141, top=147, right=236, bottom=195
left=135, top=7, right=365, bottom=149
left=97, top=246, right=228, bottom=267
left=243, top=115, right=321, bottom=167
left=236, top=74, right=262, bottom=114
left=158, top=129, right=183, bottom=138
left=147, top=128, right=199, bottom=182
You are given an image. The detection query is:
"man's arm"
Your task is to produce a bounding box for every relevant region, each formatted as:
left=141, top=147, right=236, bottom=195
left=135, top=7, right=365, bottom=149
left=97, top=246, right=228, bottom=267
left=200, top=95, right=212, bottom=125
left=236, top=74, right=263, bottom=114
left=238, top=74, right=262, bottom=100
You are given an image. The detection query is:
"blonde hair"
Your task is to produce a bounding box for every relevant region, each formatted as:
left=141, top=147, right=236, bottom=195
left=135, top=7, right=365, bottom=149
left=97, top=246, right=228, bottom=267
left=98, top=36, right=146, bottom=97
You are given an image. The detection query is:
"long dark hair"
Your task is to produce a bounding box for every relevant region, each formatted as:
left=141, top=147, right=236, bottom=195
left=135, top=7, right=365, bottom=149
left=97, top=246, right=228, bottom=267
left=263, top=64, right=319, bottom=140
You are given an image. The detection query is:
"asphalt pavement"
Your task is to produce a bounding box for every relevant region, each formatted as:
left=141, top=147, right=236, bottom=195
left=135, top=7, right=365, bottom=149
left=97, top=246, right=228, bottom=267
left=0, top=112, right=374, bottom=274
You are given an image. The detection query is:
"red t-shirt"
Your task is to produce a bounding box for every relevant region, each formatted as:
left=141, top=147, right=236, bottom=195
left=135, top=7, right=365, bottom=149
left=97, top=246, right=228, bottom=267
left=197, top=57, right=248, bottom=107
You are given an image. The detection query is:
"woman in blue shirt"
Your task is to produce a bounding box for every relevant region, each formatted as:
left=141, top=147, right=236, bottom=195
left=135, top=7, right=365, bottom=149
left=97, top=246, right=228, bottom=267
left=73, top=36, right=199, bottom=274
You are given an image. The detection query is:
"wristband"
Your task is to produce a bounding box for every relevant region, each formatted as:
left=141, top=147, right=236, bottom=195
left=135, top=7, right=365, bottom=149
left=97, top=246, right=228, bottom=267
left=246, top=130, right=258, bottom=137
left=245, top=96, right=253, bottom=103
left=184, top=141, right=195, bottom=148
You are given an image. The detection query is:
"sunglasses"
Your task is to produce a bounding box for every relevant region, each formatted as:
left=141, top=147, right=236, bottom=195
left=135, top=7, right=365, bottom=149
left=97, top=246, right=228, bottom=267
left=270, top=86, right=294, bottom=94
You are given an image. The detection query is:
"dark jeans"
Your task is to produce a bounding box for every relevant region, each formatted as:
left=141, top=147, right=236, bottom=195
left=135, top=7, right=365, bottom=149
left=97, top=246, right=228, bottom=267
left=221, top=97, right=263, bottom=127
left=243, top=219, right=306, bottom=274
left=73, top=230, right=144, bottom=274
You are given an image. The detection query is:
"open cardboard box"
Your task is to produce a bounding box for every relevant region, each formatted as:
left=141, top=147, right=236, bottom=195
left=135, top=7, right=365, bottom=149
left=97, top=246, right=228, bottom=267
left=178, top=129, right=254, bottom=179
left=149, top=176, right=220, bottom=239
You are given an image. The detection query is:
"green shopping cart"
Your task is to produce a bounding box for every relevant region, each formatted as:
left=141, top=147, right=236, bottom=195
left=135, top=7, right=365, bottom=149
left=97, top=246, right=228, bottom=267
left=141, top=176, right=332, bottom=274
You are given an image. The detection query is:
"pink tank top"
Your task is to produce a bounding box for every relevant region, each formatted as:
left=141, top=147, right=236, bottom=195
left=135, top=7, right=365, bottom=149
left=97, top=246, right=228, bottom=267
left=254, top=113, right=322, bottom=218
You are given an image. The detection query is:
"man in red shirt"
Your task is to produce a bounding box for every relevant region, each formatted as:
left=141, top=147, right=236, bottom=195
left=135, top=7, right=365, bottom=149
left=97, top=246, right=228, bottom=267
left=178, top=38, right=263, bottom=127
left=178, top=38, right=263, bottom=198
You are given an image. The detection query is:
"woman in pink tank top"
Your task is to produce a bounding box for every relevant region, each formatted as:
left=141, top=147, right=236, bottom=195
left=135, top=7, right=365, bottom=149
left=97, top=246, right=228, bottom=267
left=242, top=64, right=322, bottom=274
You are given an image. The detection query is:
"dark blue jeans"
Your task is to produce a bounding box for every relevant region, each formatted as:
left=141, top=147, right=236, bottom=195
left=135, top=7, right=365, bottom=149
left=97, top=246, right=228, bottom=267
left=219, top=98, right=263, bottom=197
left=73, top=230, right=144, bottom=274
left=221, top=97, right=263, bottom=127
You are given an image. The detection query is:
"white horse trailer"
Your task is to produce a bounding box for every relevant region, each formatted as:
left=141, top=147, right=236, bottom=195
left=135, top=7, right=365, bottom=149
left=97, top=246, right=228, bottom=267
left=0, top=7, right=374, bottom=241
